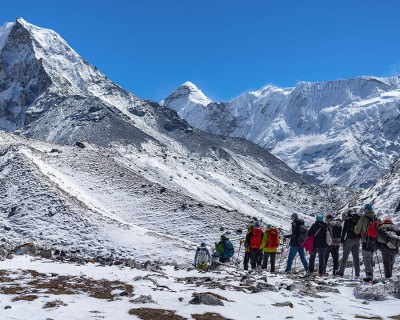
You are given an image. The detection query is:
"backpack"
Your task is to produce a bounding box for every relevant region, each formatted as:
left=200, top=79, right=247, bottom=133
left=298, top=225, right=308, bottom=243
left=250, top=228, right=263, bottom=248
left=330, top=220, right=342, bottom=244
left=197, top=247, right=209, bottom=265
left=266, top=228, right=279, bottom=249
left=223, top=240, right=234, bottom=259
left=366, top=217, right=380, bottom=240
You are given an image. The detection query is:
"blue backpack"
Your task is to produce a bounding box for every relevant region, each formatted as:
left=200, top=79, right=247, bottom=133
left=222, top=240, right=234, bottom=259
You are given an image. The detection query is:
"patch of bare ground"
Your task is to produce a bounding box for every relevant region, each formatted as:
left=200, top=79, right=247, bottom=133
left=28, top=276, right=133, bottom=300
left=0, top=270, right=13, bottom=282
left=389, top=316, right=400, bottom=320
left=192, top=313, right=232, bottom=320
left=43, top=299, right=68, bottom=309
left=0, top=269, right=133, bottom=301
left=128, top=308, right=187, bottom=320
left=11, top=295, right=39, bottom=302
left=355, top=316, right=383, bottom=319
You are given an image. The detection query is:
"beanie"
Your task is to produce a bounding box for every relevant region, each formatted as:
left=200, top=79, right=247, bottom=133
left=291, top=213, right=298, bottom=220
left=364, top=203, right=373, bottom=211
left=326, top=214, right=334, bottom=220
left=383, top=218, right=393, bottom=224
left=316, top=213, right=324, bottom=222
left=254, top=221, right=260, bottom=228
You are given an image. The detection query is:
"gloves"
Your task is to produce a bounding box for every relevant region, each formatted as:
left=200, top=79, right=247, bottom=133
left=387, top=242, right=396, bottom=250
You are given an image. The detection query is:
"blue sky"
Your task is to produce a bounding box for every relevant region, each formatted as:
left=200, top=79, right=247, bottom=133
left=1, top=0, right=400, bottom=101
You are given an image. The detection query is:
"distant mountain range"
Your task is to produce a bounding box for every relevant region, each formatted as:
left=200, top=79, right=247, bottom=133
left=162, top=78, right=400, bottom=188
left=0, top=19, right=359, bottom=259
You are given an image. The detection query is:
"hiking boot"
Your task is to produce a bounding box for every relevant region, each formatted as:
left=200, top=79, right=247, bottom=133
left=335, top=271, right=344, bottom=277
left=363, top=276, right=373, bottom=282
left=306, top=271, right=313, bottom=277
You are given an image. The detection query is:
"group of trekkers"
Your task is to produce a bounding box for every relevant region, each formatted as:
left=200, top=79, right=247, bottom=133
left=194, top=203, right=400, bottom=282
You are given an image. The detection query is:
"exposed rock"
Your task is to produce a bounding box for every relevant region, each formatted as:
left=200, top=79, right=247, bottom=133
left=272, top=301, right=294, bottom=308
left=130, top=295, right=156, bottom=304
left=189, top=292, right=225, bottom=306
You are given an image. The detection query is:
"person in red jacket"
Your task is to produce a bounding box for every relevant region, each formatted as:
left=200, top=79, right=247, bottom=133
left=250, top=221, right=263, bottom=269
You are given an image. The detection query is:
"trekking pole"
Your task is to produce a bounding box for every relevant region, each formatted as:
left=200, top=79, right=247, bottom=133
left=375, top=251, right=382, bottom=279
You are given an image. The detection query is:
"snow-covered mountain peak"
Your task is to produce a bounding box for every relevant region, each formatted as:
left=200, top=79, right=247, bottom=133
left=0, top=21, right=13, bottom=51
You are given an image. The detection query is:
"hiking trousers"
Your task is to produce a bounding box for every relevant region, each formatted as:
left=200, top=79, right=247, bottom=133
left=381, top=250, right=396, bottom=278
left=338, top=237, right=360, bottom=277
left=261, top=252, right=276, bottom=272
left=285, top=246, right=308, bottom=272
left=324, top=245, right=340, bottom=272
left=251, top=249, right=263, bottom=269
left=243, top=251, right=251, bottom=270
left=361, top=248, right=374, bottom=279
left=308, top=247, right=327, bottom=275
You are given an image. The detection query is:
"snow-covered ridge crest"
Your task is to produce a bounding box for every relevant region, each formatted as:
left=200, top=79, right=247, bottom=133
left=163, top=76, right=400, bottom=188
left=0, top=21, right=13, bottom=51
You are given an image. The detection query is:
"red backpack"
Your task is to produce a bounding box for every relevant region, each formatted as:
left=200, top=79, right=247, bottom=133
left=250, top=228, right=263, bottom=248
left=266, top=228, right=279, bottom=249
left=366, top=218, right=380, bottom=239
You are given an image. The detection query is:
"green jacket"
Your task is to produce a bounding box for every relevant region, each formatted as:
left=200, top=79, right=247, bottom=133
left=354, top=210, right=380, bottom=243
left=260, top=227, right=280, bottom=252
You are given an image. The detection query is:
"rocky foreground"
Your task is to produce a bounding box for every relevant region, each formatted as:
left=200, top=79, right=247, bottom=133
left=0, top=246, right=400, bottom=320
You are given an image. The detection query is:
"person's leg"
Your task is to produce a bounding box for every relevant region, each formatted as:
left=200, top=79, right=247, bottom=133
left=298, top=246, right=309, bottom=271
left=318, top=248, right=327, bottom=275
left=381, top=251, right=392, bottom=278
left=352, top=239, right=361, bottom=277
left=270, top=252, right=276, bottom=272
left=285, top=246, right=298, bottom=272
left=244, top=251, right=250, bottom=270
left=308, top=251, right=317, bottom=274
left=324, top=246, right=331, bottom=272
left=261, top=251, right=268, bottom=269
left=257, top=249, right=263, bottom=267
left=332, top=245, right=340, bottom=272
left=338, top=239, right=352, bottom=276
left=389, top=252, right=396, bottom=278
left=250, top=250, right=257, bottom=269
left=362, top=249, right=374, bottom=280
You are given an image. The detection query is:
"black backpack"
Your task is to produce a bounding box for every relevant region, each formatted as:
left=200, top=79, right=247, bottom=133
left=298, top=225, right=308, bottom=243
left=330, top=220, right=342, bottom=239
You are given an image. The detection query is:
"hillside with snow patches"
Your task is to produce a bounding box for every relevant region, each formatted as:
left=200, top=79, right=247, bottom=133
left=1, top=18, right=400, bottom=320
left=162, top=79, right=400, bottom=188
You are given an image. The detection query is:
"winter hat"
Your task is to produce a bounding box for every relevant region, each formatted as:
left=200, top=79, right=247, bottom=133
left=200, top=242, right=206, bottom=247
left=383, top=218, right=393, bottom=224
left=316, top=213, right=324, bottom=222
left=266, top=224, right=272, bottom=229
left=364, top=203, right=373, bottom=212
left=220, top=234, right=227, bottom=240
left=247, top=224, right=254, bottom=231
left=326, top=214, right=334, bottom=221
left=254, top=221, right=260, bottom=228
left=291, top=213, right=298, bottom=220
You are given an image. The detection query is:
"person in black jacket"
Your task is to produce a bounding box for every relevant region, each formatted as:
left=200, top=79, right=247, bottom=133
left=306, top=213, right=330, bottom=276
left=284, top=213, right=309, bottom=273
left=242, top=223, right=254, bottom=270
left=337, top=209, right=361, bottom=277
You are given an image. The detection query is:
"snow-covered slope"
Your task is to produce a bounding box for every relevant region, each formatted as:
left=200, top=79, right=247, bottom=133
left=341, top=157, right=400, bottom=221
left=0, top=131, right=353, bottom=261
left=163, top=78, right=400, bottom=188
